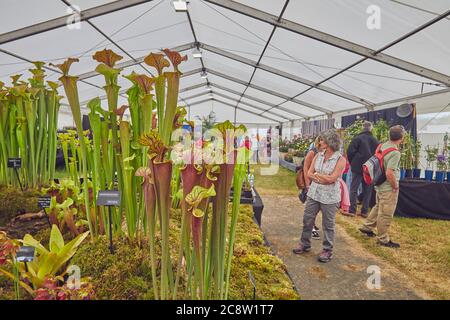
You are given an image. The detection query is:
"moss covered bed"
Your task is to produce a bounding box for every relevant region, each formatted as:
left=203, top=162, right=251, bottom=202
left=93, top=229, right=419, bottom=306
left=0, top=194, right=298, bottom=300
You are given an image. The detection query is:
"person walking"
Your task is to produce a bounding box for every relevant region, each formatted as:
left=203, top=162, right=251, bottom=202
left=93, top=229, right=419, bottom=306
left=345, top=121, right=379, bottom=217
left=359, top=125, right=405, bottom=248
left=293, top=129, right=346, bottom=263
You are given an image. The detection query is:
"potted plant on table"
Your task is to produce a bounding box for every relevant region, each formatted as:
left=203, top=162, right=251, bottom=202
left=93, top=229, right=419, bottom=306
left=447, top=152, right=450, bottom=182
left=444, top=133, right=450, bottom=182
left=284, top=154, right=293, bottom=163
left=424, top=145, right=438, bottom=181
left=405, top=142, right=414, bottom=179
left=292, top=150, right=305, bottom=166
left=400, top=132, right=413, bottom=179
left=412, top=139, right=422, bottom=178
left=242, top=171, right=254, bottom=199
left=279, top=145, right=289, bottom=160
left=436, top=154, right=447, bottom=183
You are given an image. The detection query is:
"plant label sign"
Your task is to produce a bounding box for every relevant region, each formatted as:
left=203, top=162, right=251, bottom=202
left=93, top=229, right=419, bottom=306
left=7, top=158, right=21, bottom=168
left=97, top=190, right=121, bottom=206
left=16, top=246, right=35, bottom=263
left=37, top=196, right=51, bottom=208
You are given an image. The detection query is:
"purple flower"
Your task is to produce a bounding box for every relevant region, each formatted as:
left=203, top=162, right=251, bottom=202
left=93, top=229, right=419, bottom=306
left=437, top=154, right=447, bottom=163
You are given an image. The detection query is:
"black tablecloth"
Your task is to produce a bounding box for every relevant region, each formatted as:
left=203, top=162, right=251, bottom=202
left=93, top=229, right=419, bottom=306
left=395, top=179, right=450, bottom=220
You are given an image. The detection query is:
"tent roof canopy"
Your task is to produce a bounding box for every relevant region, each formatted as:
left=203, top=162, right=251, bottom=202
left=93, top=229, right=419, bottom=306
left=1, top=0, right=449, bottom=125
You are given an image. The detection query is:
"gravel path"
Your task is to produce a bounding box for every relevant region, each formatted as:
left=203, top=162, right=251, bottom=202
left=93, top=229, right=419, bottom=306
left=260, top=193, right=427, bottom=300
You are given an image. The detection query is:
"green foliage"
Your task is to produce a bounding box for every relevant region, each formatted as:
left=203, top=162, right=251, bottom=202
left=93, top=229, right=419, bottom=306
left=0, top=67, right=61, bottom=188
left=412, top=139, right=422, bottom=168
left=279, top=146, right=288, bottom=153
left=70, top=206, right=298, bottom=300
left=400, top=132, right=413, bottom=170
left=196, top=110, right=216, bottom=131
left=41, top=179, right=89, bottom=236
left=343, top=119, right=364, bottom=151
left=287, top=136, right=313, bottom=155
left=20, top=225, right=89, bottom=289
left=372, top=119, right=389, bottom=142
left=425, top=145, right=439, bottom=169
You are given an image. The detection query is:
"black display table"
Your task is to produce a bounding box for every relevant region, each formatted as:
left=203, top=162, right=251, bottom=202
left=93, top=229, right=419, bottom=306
left=229, top=187, right=264, bottom=226
left=279, top=158, right=298, bottom=172
left=252, top=188, right=264, bottom=227
left=395, top=179, right=450, bottom=220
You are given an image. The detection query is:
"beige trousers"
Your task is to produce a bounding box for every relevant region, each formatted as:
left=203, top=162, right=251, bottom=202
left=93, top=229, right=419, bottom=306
left=362, top=190, right=399, bottom=243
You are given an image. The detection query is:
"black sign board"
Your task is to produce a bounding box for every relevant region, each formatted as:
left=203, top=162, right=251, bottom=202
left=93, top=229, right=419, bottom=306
left=38, top=196, right=51, bottom=208
left=7, top=158, right=21, bottom=168
left=97, top=190, right=121, bottom=206
left=16, top=246, right=35, bottom=263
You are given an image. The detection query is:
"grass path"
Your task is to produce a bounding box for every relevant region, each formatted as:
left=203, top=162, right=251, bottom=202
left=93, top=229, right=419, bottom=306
left=254, top=164, right=449, bottom=299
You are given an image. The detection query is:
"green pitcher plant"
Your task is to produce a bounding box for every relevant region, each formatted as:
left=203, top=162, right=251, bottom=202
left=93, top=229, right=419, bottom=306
left=2, top=47, right=254, bottom=301
left=0, top=64, right=61, bottom=188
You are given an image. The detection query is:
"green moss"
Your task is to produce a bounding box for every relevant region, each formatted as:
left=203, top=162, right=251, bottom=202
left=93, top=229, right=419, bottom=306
left=0, top=186, right=41, bottom=226
left=227, top=205, right=298, bottom=300
left=71, top=236, right=155, bottom=300
left=69, top=204, right=298, bottom=300
left=2, top=197, right=297, bottom=300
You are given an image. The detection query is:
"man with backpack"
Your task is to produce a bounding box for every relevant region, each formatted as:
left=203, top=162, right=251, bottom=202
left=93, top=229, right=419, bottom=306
left=345, top=121, right=379, bottom=217
left=359, top=125, right=405, bottom=248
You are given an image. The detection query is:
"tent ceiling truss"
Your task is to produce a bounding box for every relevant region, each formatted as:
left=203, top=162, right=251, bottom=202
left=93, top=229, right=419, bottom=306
left=0, top=0, right=449, bottom=122
left=204, top=0, right=450, bottom=86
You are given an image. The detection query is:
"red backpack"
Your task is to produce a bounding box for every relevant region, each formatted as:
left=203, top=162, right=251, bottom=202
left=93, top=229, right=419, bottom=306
left=362, top=144, right=397, bottom=186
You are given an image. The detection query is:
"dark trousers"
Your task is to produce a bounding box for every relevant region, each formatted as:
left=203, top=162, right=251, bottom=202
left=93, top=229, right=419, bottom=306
left=301, top=197, right=339, bottom=251
left=349, top=170, right=373, bottom=214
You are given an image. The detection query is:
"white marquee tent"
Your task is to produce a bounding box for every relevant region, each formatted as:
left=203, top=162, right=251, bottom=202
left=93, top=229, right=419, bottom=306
left=1, top=0, right=449, bottom=130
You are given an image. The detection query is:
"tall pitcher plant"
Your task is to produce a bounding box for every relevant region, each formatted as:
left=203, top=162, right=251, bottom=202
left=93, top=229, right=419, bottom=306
left=172, top=121, right=249, bottom=300
left=51, top=58, right=95, bottom=239
left=0, top=64, right=61, bottom=188
left=136, top=49, right=187, bottom=299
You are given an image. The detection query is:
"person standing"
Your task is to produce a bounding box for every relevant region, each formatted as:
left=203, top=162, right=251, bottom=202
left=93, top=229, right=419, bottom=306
left=251, top=134, right=259, bottom=163
left=359, top=125, right=405, bottom=248
left=302, top=136, right=323, bottom=240
left=345, top=121, right=379, bottom=217
left=293, top=130, right=346, bottom=263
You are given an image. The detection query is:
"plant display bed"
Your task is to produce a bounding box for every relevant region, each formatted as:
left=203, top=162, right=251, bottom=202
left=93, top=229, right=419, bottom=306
left=230, top=187, right=265, bottom=227
left=279, top=158, right=297, bottom=173
left=0, top=205, right=298, bottom=300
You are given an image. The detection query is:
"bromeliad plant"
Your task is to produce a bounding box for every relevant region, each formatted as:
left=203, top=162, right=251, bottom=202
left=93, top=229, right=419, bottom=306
left=0, top=226, right=89, bottom=298
left=20, top=225, right=89, bottom=290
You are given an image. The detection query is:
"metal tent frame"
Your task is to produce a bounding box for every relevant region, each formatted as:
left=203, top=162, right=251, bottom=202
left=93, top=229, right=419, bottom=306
left=0, top=0, right=449, bottom=125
